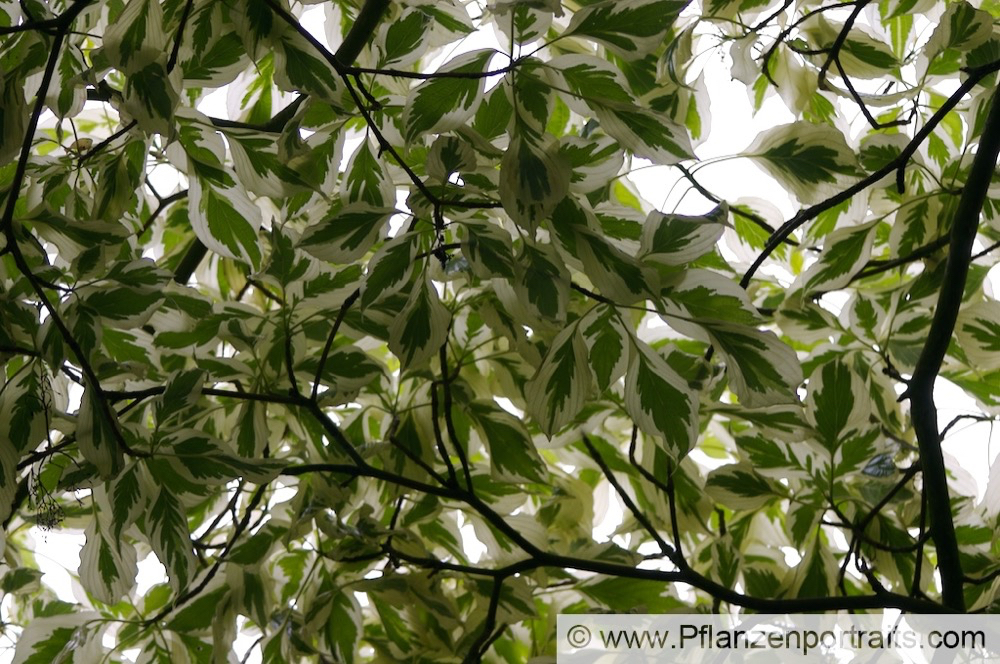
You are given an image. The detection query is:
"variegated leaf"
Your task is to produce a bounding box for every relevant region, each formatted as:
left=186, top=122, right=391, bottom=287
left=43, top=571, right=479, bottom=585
left=566, top=0, right=688, bottom=60
left=403, top=49, right=494, bottom=142
left=299, top=203, right=396, bottom=264
left=499, top=135, right=571, bottom=233
left=624, top=340, right=699, bottom=459
left=388, top=273, right=451, bottom=370
left=525, top=325, right=592, bottom=436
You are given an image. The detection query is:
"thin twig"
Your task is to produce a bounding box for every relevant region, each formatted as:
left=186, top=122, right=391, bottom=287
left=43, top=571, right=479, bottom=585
left=312, top=289, right=360, bottom=400
left=581, top=434, right=678, bottom=562
left=740, top=59, right=1000, bottom=289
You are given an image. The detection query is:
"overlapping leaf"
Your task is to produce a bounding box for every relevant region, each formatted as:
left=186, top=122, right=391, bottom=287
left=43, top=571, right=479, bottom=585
left=403, top=49, right=495, bottom=141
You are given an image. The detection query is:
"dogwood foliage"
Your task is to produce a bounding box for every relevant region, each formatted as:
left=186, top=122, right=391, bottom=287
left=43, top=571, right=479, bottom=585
left=1, top=0, right=1000, bottom=660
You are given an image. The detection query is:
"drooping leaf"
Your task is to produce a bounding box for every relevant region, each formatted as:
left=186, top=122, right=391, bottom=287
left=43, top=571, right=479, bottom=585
left=499, top=134, right=571, bottom=233
left=514, top=241, right=570, bottom=324
left=235, top=401, right=268, bottom=459
left=624, top=340, right=699, bottom=459
left=403, top=49, right=495, bottom=142
left=747, top=123, right=860, bottom=203
left=79, top=520, right=138, bottom=605
left=525, top=325, right=592, bottom=436
left=341, top=137, right=395, bottom=207
left=177, top=112, right=264, bottom=269
left=77, top=389, right=125, bottom=480
left=123, top=62, right=179, bottom=135
left=0, top=367, right=47, bottom=455
left=579, top=305, right=629, bottom=393
left=360, top=232, right=420, bottom=308
left=806, top=359, right=872, bottom=451
left=461, top=219, right=516, bottom=280
left=0, top=74, right=26, bottom=164
left=388, top=272, right=451, bottom=370
left=141, top=484, right=198, bottom=593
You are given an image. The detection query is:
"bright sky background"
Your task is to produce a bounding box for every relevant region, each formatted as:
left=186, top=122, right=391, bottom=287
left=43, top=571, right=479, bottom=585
left=6, top=3, right=1000, bottom=662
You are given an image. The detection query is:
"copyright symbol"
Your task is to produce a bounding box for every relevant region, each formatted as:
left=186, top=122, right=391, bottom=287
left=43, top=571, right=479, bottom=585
left=567, top=625, right=591, bottom=648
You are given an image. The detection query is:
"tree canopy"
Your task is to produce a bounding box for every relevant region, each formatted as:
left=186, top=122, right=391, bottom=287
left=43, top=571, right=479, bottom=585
left=2, top=0, right=1000, bottom=660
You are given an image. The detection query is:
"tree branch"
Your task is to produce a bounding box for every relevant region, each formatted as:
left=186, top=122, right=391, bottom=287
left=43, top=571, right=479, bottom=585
left=463, top=579, right=505, bottom=664
left=740, top=59, right=1000, bottom=289
left=816, top=0, right=872, bottom=90
left=145, top=484, right=267, bottom=625
left=439, top=343, right=473, bottom=490
left=581, top=434, right=678, bottom=563
left=1, top=0, right=148, bottom=462
left=851, top=235, right=950, bottom=282
left=312, top=289, right=361, bottom=399
left=172, top=0, right=393, bottom=284
left=904, top=87, right=1000, bottom=612
left=674, top=163, right=799, bottom=246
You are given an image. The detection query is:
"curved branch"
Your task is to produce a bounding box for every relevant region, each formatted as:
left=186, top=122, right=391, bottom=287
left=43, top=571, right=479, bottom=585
left=582, top=434, right=679, bottom=563
left=675, top=163, right=799, bottom=245
left=280, top=460, right=951, bottom=613
left=904, top=87, right=1000, bottom=612
left=760, top=1, right=857, bottom=86
left=816, top=0, right=872, bottom=90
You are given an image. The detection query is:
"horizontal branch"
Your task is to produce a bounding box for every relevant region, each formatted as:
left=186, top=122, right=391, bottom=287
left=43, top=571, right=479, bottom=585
left=851, top=235, right=949, bottom=282
left=281, top=459, right=950, bottom=613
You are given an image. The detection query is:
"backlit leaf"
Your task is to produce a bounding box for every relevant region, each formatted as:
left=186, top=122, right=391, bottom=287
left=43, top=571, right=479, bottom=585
left=468, top=401, right=545, bottom=482
left=747, top=123, right=860, bottom=203
left=956, top=301, right=1000, bottom=370
left=641, top=205, right=727, bottom=266
left=624, top=340, right=699, bottom=459
left=388, top=273, right=451, bottom=370
left=706, top=322, right=803, bottom=407
left=566, top=0, right=688, bottom=59
left=299, top=203, right=396, bottom=264
left=499, top=134, right=571, bottom=233
left=141, top=484, right=197, bottom=593
left=403, top=49, right=494, bottom=142
left=101, top=0, right=167, bottom=74
left=525, top=325, right=592, bottom=436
